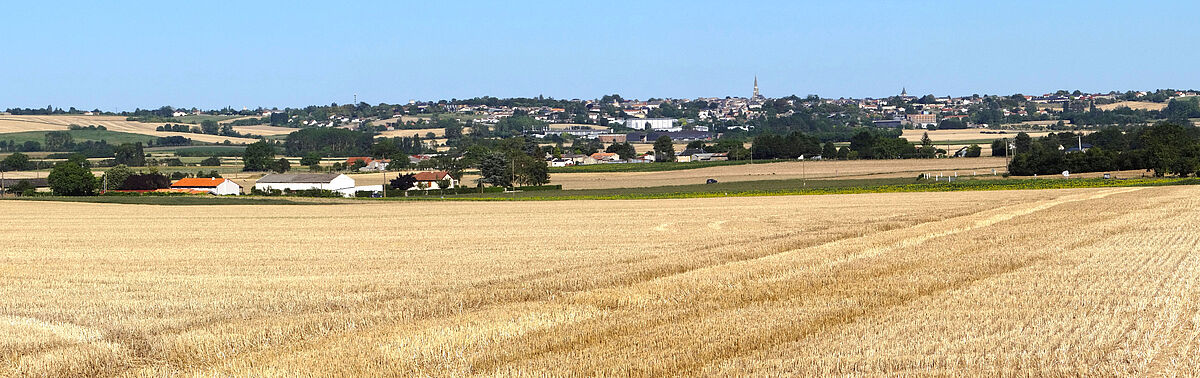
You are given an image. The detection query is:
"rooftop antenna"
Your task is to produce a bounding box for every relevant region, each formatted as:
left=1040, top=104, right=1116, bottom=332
left=354, top=93, right=358, bottom=104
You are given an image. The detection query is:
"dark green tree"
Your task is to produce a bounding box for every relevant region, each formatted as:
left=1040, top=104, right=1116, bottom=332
left=822, top=142, right=837, bottom=159
left=917, top=132, right=937, bottom=158
left=299, top=152, right=321, bottom=167
left=990, top=139, right=1008, bottom=157
left=605, top=142, right=637, bottom=159
left=114, top=143, right=146, bottom=166
left=0, top=152, right=32, bottom=171
left=200, top=156, right=222, bottom=166
left=47, top=161, right=97, bottom=196
left=965, top=144, right=982, bottom=157
left=653, top=135, right=675, bottom=162
left=1141, top=121, right=1196, bottom=176
left=1013, top=132, right=1033, bottom=154
left=201, top=120, right=220, bottom=135
left=101, top=164, right=134, bottom=190
left=66, top=153, right=91, bottom=168
left=477, top=153, right=511, bottom=187
left=431, top=155, right=466, bottom=181
left=515, top=154, right=550, bottom=186
left=44, top=131, right=73, bottom=151
left=274, top=158, right=291, bottom=173
left=390, top=173, right=416, bottom=190
left=242, top=140, right=276, bottom=171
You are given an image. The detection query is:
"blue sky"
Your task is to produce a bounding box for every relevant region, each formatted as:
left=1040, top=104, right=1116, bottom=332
left=3, top=1, right=1198, bottom=110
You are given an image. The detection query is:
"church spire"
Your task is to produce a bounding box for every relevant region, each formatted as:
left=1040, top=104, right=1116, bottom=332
left=753, top=76, right=760, bottom=98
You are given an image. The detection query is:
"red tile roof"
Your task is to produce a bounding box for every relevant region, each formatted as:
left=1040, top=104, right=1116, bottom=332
left=171, top=178, right=227, bottom=188
left=413, top=171, right=449, bottom=181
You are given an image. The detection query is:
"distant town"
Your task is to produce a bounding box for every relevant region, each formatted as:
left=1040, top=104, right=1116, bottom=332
left=3, top=80, right=1200, bottom=198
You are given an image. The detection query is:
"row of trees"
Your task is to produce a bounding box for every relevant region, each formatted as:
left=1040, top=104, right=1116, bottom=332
left=1007, top=122, right=1200, bottom=176
left=155, top=120, right=254, bottom=138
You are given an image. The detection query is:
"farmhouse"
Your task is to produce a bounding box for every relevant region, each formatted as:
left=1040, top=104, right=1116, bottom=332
left=590, top=152, right=621, bottom=163
left=560, top=153, right=597, bottom=165
left=346, top=157, right=390, bottom=171
left=170, top=177, right=242, bottom=195
left=675, top=148, right=728, bottom=163
left=618, top=118, right=676, bottom=131
left=597, top=134, right=627, bottom=143
left=412, top=171, right=458, bottom=190
left=907, top=113, right=937, bottom=128
left=254, top=173, right=381, bottom=197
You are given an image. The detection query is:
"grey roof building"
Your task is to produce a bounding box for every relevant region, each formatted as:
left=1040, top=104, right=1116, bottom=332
left=256, top=173, right=345, bottom=184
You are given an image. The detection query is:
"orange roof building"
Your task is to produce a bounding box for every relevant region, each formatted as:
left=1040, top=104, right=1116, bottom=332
left=170, top=177, right=242, bottom=195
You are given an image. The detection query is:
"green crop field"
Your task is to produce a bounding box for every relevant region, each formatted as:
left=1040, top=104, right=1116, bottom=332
left=0, top=129, right=158, bottom=145
left=404, top=177, right=1200, bottom=201
left=145, top=145, right=247, bottom=156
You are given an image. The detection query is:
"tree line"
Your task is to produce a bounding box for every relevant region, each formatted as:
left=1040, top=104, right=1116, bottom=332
left=1006, top=121, right=1200, bottom=176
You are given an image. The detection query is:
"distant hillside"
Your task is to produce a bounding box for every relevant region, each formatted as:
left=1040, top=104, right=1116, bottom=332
left=0, top=115, right=260, bottom=144
left=1096, top=101, right=1168, bottom=111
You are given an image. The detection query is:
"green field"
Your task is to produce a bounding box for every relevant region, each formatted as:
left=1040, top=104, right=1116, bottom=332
left=396, top=177, right=1200, bottom=201
left=548, top=159, right=788, bottom=173
left=145, top=145, right=247, bottom=156
left=3, top=195, right=314, bottom=206
left=0, top=130, right=157, bottom=145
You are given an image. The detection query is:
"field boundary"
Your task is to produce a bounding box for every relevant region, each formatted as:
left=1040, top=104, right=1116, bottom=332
left=10, top=177, right=1198, bottom=205
left=376, top=177, right=1200, bottom=201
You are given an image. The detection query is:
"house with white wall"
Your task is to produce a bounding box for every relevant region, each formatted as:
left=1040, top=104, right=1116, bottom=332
left=254, top=173, right=379, bottom=197
left=412, top=171, right=458, bottom=190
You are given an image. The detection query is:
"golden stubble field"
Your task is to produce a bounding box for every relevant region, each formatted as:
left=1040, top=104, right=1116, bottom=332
left=900, top=128, right=1051, bottom=143
left=552, top=157, right=1009, bottom=189
left=3, top=186, right=1200, bottom=375
left=1096, top=101, right=1168, bottom=111
left=0, top=115, right=260, bottom=144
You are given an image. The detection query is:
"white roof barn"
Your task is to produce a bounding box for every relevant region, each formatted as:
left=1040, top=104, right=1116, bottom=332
left=253, top=173, right=380, bottom=197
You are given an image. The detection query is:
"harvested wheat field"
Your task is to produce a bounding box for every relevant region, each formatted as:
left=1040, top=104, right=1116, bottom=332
left=228, top=124, right=296, bottom=136
left=376, top=128, right=448, bottom=138
left=0, top=115, right=259, bottom=144
left=554, top=157, right=1008, bottom=189
left=1096, top=101, right=1168, bottom=111
left=3, top=186, right=1200, bottom=375
left=900, top=128, right=1052, bottom=143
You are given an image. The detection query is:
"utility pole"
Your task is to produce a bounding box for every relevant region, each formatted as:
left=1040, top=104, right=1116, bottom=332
left=802, top=156, right=806, bottom=187
left=1004, top=137, right=1011, bottom=174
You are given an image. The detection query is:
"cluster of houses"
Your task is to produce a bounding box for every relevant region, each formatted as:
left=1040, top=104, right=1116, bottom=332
left=160, top=171, right=459, bottom=197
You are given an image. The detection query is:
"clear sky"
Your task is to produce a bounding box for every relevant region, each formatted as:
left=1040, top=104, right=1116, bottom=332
left=3, top=1, right=1199, bottom=111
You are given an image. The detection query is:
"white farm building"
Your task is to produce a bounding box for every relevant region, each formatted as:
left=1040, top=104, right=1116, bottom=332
left=254, top=173, right=381, bottom=198
left=618, top=118, right=677, bottom=131
left=170, top=178, right=242, bottom=195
